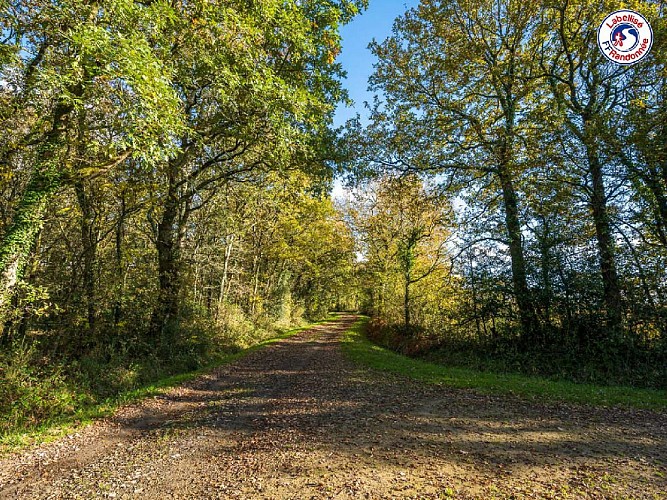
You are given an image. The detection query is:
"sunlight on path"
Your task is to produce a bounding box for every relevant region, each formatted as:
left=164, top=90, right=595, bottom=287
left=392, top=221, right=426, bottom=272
left=1, top=315, right=665, bottom=499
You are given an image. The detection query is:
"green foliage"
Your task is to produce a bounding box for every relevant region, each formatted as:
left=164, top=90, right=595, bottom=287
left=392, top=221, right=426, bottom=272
left=345, top=0, right=667, bottom=387
left=343, top=317, right=667, bottom=411
left=0, top=0, right=363, bottom=438
left=0, top=341, right=84, bottom=435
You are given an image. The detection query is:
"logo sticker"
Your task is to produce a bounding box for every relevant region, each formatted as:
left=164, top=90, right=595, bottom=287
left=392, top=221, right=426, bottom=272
left=597, top=10, right=653, bottom=65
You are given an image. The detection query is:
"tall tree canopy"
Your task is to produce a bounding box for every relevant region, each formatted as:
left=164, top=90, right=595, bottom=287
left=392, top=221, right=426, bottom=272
left=347, top=0, right=667, bottom=386
left=0, top=0, right=364, bottom=379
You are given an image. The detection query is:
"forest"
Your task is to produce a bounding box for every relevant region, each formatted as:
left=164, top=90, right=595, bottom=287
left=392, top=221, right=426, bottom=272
left=345, top=0, right=667, bottom=390
left=1, top=0, right=666, bottom=441
left=0, top=0, right=361, bottom=434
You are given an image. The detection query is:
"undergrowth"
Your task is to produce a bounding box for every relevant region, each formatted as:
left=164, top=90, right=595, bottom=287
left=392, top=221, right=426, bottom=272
left=343, top=317, right=667, bottom=411
left=0, top=310, right=337, bottom=451
left=365, top=318, right=667, bottom=390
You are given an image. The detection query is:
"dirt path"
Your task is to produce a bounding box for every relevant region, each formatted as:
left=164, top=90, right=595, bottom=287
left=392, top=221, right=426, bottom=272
left=1, top=315, right=665, bottom=499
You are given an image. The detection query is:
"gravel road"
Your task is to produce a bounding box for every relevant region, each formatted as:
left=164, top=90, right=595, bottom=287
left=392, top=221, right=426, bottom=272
left=1, top=314, right=665, bottom=499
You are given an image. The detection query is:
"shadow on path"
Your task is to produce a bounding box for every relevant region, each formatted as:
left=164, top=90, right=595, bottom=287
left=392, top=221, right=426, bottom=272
left=1, top=314, right=666, bottom=499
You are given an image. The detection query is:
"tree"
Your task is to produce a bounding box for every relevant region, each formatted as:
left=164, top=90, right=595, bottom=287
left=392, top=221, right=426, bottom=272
left=0, top=0, right=366, bottom=351
left=146, top=0, right=365, bottom=337
left=348, top=174, right=452, bottom=329
left=0, top=0, right=182, bottom=325
left=357, top=0, right=543, bottom=337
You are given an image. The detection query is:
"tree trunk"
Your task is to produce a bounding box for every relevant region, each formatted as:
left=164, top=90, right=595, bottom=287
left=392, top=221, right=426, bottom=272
left=251, top=253, right=261, bottom=315
left=404, top=272, right=410, bottom=328
left=469, top=253, right=482, bottom=340
left=74, top=180, right=98, bottom=332
left=642, top=164, right=667, bottom=247
left=150, top=157, right=192, bottom=339
left=0, top=176, right=57, bottom=321
left=216, top=237, right=234, bottom=319
left=0, top=92, right=79, bottom=323
left=647, top=92, right=667, bottom=245
left=496, top=165, right=535, bottom=338
left=556, top=261, right=574, bottom=339
left=113, top=194, right=126, bottom=326
left=151, top=194, right=181, bottom=338
left=584, top=133, right=623, bottom=334
left=538, top=217, right=552, bottom=333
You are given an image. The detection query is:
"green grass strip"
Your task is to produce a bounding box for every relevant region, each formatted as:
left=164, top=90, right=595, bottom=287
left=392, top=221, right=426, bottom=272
left=1, top=314, right=339, bottom=453
left=342, top=316, right=667, bottom=411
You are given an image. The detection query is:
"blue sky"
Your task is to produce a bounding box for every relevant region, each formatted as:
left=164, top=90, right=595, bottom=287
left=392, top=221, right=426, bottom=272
left=330, top=1, right=420, bottom=199
left=333, top=0, right=420, bottom=128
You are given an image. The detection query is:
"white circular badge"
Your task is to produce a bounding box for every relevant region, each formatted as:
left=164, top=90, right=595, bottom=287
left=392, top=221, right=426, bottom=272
left=597, top=10, right=653, bottom=65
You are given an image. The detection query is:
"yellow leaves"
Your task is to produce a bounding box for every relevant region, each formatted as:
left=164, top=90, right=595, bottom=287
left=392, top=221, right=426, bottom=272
left=630, top=98, right=648, bottom=109
left=327, top=50, right=337, bottom=65
left=55, top=206, right=74, bottom=215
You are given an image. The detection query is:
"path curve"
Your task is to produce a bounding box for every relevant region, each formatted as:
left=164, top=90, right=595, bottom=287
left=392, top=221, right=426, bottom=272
left=1, top=315, right=665, bottom=499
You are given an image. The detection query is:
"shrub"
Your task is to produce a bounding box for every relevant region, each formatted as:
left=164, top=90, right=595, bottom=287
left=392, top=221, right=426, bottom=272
left=0, top=341, right=82, bottom=435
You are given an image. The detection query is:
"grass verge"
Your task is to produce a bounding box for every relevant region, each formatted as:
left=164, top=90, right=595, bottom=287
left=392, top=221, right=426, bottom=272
left=342, top=316, right=667, bottom=411
left=0, top=314, right=338, bottom=454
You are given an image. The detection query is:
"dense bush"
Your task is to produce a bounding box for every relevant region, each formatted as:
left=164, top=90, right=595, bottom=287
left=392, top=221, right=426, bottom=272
left=0, top=304, right=310, bottom=439
left=366, top=319, right=667, bottom=390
